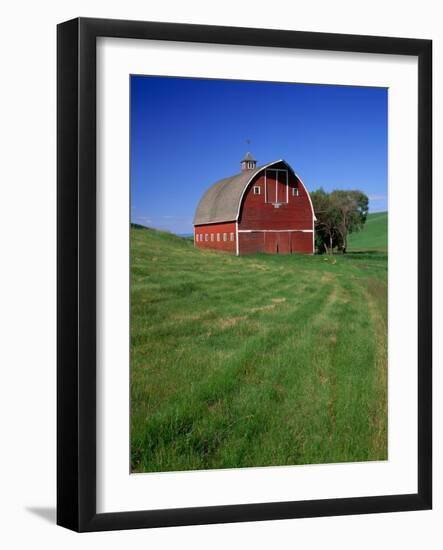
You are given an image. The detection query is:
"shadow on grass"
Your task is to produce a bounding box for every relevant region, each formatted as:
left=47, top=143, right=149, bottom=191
left=347, top=250, right=385, bottom=255
left=344, top=250, right=388, bottom=261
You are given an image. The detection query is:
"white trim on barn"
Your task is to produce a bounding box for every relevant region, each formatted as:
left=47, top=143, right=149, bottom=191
left=238, top=229, right=313, bottom=233
left=234, top=160, right=316, bottom=225
left=264, top=168, right=289, bottom=204
left=235, top=159, right=285, bottom=220
left=283, top=161, right=317, bottom=223
left=312, top=209, right=315, bottom=254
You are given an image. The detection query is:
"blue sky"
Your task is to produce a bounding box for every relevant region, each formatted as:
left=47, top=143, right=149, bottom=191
left=131, top=76, right=387, bottom=234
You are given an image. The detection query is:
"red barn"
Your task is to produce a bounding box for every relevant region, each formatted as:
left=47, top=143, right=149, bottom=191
left=193, top=153, right=315, bottom=255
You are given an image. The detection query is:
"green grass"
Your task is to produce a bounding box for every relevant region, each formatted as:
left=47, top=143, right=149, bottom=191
left=348, top=211, right=387, bottom=251
left=131, top=223, right=388, bottom=473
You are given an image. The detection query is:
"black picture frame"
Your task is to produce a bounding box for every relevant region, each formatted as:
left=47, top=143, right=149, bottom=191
left=57, top=17, right=432, bottom=532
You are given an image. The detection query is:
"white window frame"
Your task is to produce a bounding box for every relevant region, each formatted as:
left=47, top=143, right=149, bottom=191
left=223, top=233, right=227, bottom=242
left=264, top=169, right=289, bottom=204
left=253, top=186, right=261, bottom=195
left=292, top=187, right=299, bottom=197
left=230, top=232, right=234, bottom=241
left=210, top=233, right=214, bottom=242
left=205, top=234, right=208, bottom=242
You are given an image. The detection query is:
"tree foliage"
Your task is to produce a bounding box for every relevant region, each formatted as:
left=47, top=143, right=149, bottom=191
left=311, top=188, right=369, bottom=254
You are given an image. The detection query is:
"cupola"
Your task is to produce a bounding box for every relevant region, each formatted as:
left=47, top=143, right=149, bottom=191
left=240, top=152, right=257, bottom=171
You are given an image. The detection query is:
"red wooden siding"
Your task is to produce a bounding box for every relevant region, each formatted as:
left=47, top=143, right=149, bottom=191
left=239, top=231, right=312, bottom=255
left=238, top=231, right=264, bottom=255
left=290, top=232, right=313, bottom=254
left=278, top=232, right=291, bottom=254
left=194, top=222, right=236, bottom=253
left=264, top=232, right=277, bottom=254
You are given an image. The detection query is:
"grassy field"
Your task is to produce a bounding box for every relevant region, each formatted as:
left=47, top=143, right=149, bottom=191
left=131, top=215, right=388, bottom=473
left=348, top=211, right=387, bottom=251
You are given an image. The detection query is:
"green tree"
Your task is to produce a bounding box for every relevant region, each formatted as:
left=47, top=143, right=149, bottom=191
left=330, top=190, right=368, bottom=253
left=311, top=188, right=339, bottom=254
left=311, top=189, right=369, bottom=254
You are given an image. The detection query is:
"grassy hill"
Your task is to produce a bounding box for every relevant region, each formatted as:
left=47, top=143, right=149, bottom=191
left=348, top=212, right=387, bottom=252
left=131, top=227, right=387, bottom=473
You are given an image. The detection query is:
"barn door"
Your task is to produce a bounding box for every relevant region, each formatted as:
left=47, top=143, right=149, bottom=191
left=278, top=232, right=290, bottom=254
left=291, top=233, right=306, bottom=253
left=266, top=170, right=288, bottom=204
left=265, top=170, right=277, bottom=203
left=277, top=171, right=288, bottom=203
left=264, top=232, right=278, bottom=253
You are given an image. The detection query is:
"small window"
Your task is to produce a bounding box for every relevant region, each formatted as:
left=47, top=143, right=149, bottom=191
left=230, top=232, right=234, bottom=242
left=223, top=233, right=227, bottom=242
left=210, top=233, right=214, bottom=242
left=253, top=186, right=261, bottom=195
left=205, top=234, right=208, bottom=241
left=217, top=233, right=220, bottom=242
left=292, top=187, right=299, bottom=197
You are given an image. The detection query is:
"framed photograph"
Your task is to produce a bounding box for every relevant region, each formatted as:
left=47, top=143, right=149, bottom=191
left=57, top=17, right=432, bottom=532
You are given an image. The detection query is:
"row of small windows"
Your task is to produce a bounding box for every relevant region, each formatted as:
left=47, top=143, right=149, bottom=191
left=253, top=185, right=299, bottom=197
left=196, top=232, right=235, bottom=242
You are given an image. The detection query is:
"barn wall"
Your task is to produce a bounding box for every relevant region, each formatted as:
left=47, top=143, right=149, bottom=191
left=290, top=232, right=314, bottom=253
left=238, top=231, right=265, bottom=254
left=239, top=162, right=313, bottom=231
left=238, top=230, right=313, bottom=255
left=194, top=222, right=236, bottom=253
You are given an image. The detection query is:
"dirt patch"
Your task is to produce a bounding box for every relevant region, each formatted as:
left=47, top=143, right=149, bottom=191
left=249, top=304, right=277, bottom=313
left=217, top=316, right=248, bottom=329
left=326, top=287, right=339, bottom=306
left=249, top=297, right=287, bottom=313
left=249, top=263, right=270, bottom=272
left=320, top=272, right=335, bottom=283
left=172, top=310, right=212, bottom=321
left=208, top=400, right=223, bottom=413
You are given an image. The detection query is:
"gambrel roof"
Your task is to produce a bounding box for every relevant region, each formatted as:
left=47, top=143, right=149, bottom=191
left=194, top=160, right=283, bottom=225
